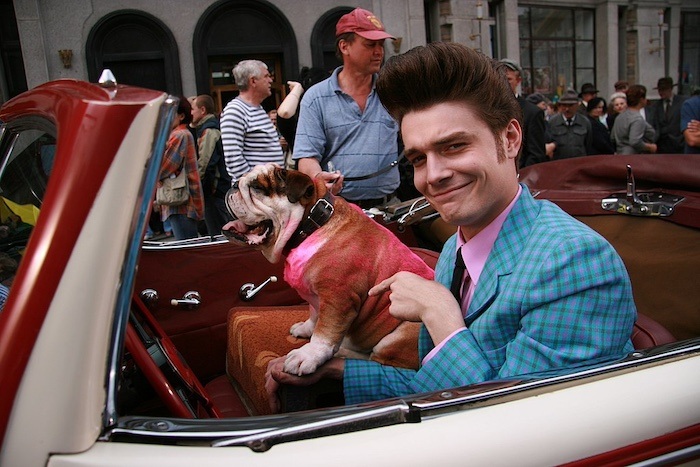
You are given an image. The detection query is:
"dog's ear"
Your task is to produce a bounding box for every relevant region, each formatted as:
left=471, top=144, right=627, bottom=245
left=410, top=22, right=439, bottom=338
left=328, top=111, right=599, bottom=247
left=284, top=170, right=316, bottom=205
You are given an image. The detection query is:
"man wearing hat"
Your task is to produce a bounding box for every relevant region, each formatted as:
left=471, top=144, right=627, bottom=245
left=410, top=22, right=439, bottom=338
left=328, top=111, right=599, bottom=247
left=648, top=76, right=687, bottom=153
left=293, top=7, right=401, bottom=209
left=500, top=58, right=546, bottom=168
left=577, top=83, right=598, bottom=115
left=548, top=89, right=593, bottom=159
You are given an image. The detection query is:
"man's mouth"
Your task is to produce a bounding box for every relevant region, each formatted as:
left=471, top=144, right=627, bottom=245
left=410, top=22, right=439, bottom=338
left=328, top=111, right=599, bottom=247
left=222, top=217, right=273, bottom=245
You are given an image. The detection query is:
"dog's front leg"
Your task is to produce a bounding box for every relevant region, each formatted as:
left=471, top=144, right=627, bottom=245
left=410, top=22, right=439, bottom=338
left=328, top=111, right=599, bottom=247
left=284, top=301, right=356, bottom=376
left=284, top=335, right=337, bottom=376
left=289, top=304, right=318, bottom=339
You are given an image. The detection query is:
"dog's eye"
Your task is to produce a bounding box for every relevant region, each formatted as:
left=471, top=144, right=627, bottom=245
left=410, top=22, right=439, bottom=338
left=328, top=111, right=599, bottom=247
left=249, top=180, right=266, bottom=193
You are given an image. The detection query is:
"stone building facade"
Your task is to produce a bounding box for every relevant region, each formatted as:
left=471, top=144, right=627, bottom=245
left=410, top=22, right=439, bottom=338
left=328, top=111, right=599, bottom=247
left=1, top=0, right=699, bottom=109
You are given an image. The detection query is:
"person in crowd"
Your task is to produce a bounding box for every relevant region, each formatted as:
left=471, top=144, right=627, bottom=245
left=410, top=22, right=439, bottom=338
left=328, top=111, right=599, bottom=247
left=585, top=97, right=615, bottom=155
left=647, top=77, right=687, bottom=154
left=681, top=94, right=700, bottom=154
left=526, top=92, right=554, bottom=158
left=276, top=66, right=331, bottom=169
left=500, top=59, right=546, bottom=168
left=577, top=83, right=598, bottom=115
left=293, top=7, right=401, bottom=209
left=0, top=252, right=18, bottom=313
left=265, top=42, right=636, bottom=410
left=548, top=89, right=593, bottom=159
left=157, top=97, right=204, bottom=240
left=614, top=81, right=629, bottom=93
left=220, top=60, right=284, bottom=181
left=190, top=94, right=232, bottom=237
left=607, top=92, right=628, bottom=131
left=611, top=84, right=657, bottom=155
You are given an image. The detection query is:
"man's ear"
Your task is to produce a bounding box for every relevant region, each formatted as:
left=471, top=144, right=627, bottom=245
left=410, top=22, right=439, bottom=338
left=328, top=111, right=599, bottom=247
left=284, top=170, right=316, bottom=205
left=504, top=119, right=522, bottom=161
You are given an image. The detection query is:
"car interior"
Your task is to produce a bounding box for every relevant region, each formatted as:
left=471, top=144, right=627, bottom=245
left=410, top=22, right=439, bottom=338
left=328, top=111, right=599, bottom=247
left=0, top=118, right=697, bottom=426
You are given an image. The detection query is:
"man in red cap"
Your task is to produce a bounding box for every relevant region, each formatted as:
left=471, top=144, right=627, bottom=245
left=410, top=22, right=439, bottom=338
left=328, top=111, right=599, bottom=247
left=293, top=8, right=403, bottom=210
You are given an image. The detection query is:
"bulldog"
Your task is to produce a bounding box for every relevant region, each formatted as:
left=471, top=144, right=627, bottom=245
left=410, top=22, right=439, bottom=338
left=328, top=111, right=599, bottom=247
left=222, top=163, right=434, bottom=376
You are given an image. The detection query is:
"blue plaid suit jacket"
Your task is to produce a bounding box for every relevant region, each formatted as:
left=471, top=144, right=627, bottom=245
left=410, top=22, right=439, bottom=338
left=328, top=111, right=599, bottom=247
left=344, top=186, right=636, bottom=404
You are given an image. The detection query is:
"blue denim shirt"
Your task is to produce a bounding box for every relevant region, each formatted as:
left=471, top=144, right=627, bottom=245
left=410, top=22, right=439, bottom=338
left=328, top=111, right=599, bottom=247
left=293, top=67, right=400, bottom=200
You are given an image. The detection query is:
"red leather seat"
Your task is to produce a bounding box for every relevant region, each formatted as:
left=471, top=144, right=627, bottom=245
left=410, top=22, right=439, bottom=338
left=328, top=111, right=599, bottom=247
left=631, top=313, right=676, bottom=350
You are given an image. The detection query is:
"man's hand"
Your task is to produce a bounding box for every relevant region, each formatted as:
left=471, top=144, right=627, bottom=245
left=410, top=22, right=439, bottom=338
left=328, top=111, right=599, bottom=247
left=265, top=356, right=345, bottom=413
left=316, top=170, right=344, bottom=195
left=297, top=158, right=344, bottom=195
left=369, top=271, right=465, bottom=344
left=685, top=119, right=700, bottom=148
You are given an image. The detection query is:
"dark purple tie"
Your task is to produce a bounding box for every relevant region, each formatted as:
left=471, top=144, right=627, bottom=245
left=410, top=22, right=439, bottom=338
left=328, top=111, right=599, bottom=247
left=450, top=248, right=466, bottom=302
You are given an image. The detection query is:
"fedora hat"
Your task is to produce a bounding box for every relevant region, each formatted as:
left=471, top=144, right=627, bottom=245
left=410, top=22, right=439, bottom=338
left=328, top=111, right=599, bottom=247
left=499, top=58, right=523, bottom=76
left=559, top=89, right=580, bottom=105
left=654, top=77, right=677, bottom=90
left=578, top=83, right=598, bottom=97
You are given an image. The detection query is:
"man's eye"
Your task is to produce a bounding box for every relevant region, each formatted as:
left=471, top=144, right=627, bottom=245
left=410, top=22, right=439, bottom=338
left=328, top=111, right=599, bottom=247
left=409, top=155, right=426, bottom=166
left=445, top=143, right=466, bottom=153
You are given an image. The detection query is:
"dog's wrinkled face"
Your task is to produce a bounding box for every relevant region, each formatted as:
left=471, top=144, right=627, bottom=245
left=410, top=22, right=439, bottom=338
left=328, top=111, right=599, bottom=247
left=222, top=163, right=316, bottom=263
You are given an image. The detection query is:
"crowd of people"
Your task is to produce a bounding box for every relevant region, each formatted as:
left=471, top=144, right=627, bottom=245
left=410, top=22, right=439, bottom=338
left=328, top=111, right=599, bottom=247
left=508, top=72, right=700, bottom=161
left=148, top=7, right=700, bottom=242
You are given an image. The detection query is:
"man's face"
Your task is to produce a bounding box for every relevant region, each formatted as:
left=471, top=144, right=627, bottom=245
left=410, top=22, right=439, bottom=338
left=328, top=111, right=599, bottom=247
left=658, top=87, right=673, bottom=99
left=559, top=102, right=578, bottom=119
left=342, top=36, right=385, bottom=74
left=582, top=92, right=596, bottom=103
left=401, top=101, right=520, bottom=239
left=504, top=69, right=521, bottom=94
left=191, top=103, right=206, bottom=125
left=252, top=66, right=273, bottom=98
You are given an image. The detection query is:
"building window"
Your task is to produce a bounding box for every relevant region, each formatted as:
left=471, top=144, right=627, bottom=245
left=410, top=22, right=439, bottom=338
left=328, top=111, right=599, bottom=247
left=680, top=12, right=700, bottom=96
left=86, top=10, right=181, bottom=95
left=518, top=6, right=595, bottom=100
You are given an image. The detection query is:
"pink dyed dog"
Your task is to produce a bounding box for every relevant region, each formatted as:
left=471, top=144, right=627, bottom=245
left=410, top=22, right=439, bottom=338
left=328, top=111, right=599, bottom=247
left=223, top=164, right=434, bottom=375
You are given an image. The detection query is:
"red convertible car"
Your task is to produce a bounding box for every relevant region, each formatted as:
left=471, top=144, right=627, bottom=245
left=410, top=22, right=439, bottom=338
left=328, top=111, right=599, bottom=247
left=0, top=78, right=699, bottom=466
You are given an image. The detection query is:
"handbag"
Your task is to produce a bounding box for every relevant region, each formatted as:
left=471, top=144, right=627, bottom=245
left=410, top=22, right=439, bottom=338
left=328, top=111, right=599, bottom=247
left=156, top=166, right=189, bottom=206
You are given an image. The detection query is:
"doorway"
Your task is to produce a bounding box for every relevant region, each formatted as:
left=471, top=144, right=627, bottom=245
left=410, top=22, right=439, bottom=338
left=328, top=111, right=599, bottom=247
left=193, top=0, right=298, bottom=115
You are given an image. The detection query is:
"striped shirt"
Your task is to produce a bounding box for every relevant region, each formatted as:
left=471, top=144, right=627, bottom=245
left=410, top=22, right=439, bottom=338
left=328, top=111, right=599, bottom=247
left=220, top=97, right=284, bottom=181
left=0, top=283, right=8, bottom=312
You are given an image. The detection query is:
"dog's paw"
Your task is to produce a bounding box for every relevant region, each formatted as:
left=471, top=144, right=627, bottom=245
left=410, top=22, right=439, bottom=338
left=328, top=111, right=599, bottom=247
left=284, top=343, right=334, bottom=376
left=290, top=319, right=314, bottom=339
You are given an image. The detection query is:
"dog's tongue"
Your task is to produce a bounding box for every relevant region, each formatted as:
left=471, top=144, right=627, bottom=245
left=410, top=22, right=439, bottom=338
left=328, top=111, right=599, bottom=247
left=222, top=219, right=268, bottom=245
left=223, top=220, right=248, bottom=234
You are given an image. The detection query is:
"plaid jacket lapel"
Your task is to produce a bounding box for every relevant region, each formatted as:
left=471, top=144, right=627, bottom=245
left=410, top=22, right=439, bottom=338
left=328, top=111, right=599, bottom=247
left=465, top=187, right=540, bottom=325
left=419, top=185, right=540, bottom=357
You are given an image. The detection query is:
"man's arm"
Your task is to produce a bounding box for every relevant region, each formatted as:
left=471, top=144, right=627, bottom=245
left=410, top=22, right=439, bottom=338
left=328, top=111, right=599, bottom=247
left=344, top=231, right=636, bottom=405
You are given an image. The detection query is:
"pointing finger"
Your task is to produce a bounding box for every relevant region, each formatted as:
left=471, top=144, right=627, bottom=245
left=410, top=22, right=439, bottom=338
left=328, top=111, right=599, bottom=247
left=368, top=275, right=396, bottom=296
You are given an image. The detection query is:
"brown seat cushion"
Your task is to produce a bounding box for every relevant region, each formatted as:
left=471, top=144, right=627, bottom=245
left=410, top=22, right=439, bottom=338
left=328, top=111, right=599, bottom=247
left=226, top=305, right=310, bottom=415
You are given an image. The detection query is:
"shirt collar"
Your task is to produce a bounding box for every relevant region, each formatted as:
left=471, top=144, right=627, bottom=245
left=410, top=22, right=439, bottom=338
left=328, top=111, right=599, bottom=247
left=456, top=185, right=523, bottom=285
left=330, top=66, right=378, bottom=95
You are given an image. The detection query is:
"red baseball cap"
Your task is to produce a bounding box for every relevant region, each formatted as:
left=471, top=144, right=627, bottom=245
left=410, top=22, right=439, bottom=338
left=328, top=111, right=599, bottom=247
left=335, top=8, right=395, bottom=40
